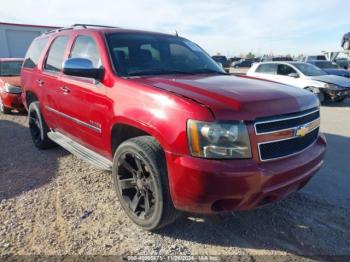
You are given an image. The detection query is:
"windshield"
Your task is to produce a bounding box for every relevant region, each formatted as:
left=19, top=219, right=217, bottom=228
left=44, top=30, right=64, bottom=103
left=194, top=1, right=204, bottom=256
left=314, top=61, right=339, bottom=69
left=293, top=63, right=327, bottom=76
left=0, top=61, right=23, bottom=76
left=106, top=33, right=226, bottom=77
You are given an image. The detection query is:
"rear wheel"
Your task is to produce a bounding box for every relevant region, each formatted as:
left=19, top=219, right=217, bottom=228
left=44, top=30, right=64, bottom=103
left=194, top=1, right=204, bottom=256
left=112, top=136, right=180, bottom=231
left=28, top=102, right=56, bottom=149
left=0, top=98, right=11, bottom=114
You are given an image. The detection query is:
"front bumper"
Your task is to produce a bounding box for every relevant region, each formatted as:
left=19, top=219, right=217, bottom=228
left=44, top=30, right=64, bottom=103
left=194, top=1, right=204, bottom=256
left=324, top=88, right=350, bottom=100
left=1, top=91, right=24, bottom=110
left=166, top=134, right=326, bottom=214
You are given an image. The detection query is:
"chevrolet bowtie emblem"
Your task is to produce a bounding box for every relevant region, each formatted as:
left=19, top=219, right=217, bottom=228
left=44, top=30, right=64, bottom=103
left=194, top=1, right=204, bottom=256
left=296, top=127, right=308, bottom=137
left=293, top=119, right=320, bottom=138
left=294, top=125, right=309, bottom=137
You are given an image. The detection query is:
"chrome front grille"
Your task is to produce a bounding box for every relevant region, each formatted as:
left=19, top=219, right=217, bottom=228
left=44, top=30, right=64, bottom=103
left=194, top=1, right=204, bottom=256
left=255, top=108, right=320, bottom=135
left=254, top=108, right=320, bottom=161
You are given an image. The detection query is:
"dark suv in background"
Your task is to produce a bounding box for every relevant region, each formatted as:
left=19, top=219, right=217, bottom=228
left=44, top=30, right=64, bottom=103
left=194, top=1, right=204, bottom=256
left=211, top=55, right=230, bottom=68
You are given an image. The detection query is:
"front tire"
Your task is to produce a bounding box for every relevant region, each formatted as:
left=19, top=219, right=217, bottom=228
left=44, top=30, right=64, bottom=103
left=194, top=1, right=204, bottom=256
left=112, top=136, right=180, bottom=231
left=0, top=98, right=11, bottom=114
left=28, top=102, right=56, bottom=149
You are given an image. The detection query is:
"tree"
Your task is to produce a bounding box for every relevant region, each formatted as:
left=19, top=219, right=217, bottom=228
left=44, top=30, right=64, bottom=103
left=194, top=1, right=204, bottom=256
left=246, top=52, right=255, bottom=59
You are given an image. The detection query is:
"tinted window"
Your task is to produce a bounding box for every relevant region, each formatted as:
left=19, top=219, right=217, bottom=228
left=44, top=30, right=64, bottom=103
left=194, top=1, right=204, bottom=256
left=70, top=35, right=101, bottom=67
left=106, top=33, right=225, bottom=77
left=0, top=61, right=23, bottom=76
left=45, top=36, right=69, bottom=72
left=277, top=64, right=297, bottom=76
left=141, top=44, right=160, bottom=61
left=256, top=64, right=277, bottom=74
left=23, top=38, right=48, bottom=69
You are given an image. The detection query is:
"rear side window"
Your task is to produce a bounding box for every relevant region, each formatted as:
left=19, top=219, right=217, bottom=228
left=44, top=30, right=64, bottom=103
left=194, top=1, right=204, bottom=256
left=45, top=36, right=69, bottom=72
left=70, top=35, right=101, bottom=67
left=256, top=64, right=277, bottom=74
left=23, top=38, right=48, bottom=69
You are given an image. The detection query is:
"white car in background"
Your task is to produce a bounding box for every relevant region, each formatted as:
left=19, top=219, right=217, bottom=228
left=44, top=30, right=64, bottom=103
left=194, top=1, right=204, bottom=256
left=247, top=61, right=350, bottom=103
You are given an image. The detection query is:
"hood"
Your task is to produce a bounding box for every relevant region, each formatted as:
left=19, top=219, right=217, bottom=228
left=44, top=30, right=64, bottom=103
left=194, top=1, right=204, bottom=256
left=0, top=76, right=21, bottom=87
left=323, top=68, right=350, bottom=78
left=130, top=74, right=318, bottom=120
left=309, top=75, right=350, bottom=88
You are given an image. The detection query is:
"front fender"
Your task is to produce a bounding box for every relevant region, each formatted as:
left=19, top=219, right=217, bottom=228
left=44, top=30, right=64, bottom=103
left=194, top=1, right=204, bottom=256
left=108, top=81, right=214, bottom=156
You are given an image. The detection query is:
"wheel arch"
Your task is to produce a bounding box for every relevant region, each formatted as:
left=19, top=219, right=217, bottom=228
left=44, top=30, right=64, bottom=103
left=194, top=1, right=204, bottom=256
left=110, top=117, right=170, bottom=156
left=25, top=91, right=39, bottom=107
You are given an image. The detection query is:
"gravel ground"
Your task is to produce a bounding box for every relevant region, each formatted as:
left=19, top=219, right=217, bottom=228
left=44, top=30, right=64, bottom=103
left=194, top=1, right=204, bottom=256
left=0, top=100, right=349, bottom=261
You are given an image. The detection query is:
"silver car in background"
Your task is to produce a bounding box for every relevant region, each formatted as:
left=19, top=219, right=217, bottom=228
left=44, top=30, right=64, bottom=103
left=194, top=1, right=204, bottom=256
left=247, top=61, right=350, bottom=103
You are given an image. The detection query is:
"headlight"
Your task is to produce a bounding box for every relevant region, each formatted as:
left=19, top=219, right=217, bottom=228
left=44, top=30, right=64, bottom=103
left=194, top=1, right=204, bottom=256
left=187, top=120, right=252, bottom=159
left=4, top=84, right=22, bottom=94
left=324, top=83, right=342, bottom=90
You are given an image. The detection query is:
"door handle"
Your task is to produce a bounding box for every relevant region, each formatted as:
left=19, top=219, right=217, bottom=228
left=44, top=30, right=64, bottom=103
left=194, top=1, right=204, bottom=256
left=36, top=79, right=45, bottom=86
left=60, top=86, right=71, bottom=94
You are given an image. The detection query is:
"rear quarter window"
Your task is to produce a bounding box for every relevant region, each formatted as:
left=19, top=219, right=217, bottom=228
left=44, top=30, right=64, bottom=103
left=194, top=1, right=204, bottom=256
left=23, top=38, right=48, bottom=69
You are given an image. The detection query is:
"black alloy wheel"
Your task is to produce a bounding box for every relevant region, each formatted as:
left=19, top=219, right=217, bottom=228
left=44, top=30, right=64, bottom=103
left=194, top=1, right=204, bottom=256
left=117, top=151, right=157, bottom=220
left=29, top=108, right=42, bottom=145
left=28, top=102, right=56, bottom=149
left=112, top=136, right=180, bottom=230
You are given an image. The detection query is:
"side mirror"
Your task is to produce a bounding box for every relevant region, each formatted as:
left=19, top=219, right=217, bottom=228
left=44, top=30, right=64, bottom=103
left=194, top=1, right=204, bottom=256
left=63, top=58, right=104, bottom=81
left=288, top=72, right=299, bottom=78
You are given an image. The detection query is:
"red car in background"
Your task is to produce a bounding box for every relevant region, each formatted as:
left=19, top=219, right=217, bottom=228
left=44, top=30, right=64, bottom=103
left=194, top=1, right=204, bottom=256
left=0, top=58, right=25, bottom=114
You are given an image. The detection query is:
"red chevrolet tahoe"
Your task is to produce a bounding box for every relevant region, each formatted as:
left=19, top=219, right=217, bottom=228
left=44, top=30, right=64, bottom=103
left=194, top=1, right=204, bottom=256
left=21, top=24, right=326, bottom=230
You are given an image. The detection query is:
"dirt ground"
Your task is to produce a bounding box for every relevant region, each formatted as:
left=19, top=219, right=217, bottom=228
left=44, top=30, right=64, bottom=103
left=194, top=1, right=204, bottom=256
left=0, top=99, right=349, bottom=261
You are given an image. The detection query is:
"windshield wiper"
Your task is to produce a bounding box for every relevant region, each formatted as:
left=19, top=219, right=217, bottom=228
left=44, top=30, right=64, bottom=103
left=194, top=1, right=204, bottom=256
left=127, top=68, right=228, bottom=77
left=127, top=69, right=196, bottom=76
left=191, top=69, right=229, bottom=75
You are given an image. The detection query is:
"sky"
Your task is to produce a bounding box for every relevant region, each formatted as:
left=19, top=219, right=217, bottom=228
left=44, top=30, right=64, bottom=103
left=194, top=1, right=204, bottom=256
left=1, top=0, right=349, bottom=57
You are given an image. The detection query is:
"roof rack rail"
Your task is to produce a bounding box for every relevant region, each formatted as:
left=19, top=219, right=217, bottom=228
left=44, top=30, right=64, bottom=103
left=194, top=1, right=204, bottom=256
left=72, top=24, right=119, bottom=29
left=44, top=26, right=73, bottom=35
left=44, top=24, right=119, bottom=35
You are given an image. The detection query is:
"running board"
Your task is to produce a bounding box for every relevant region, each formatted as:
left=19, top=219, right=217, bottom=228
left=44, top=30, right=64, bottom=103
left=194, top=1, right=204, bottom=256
left=47, top=131, right=112, bottom=171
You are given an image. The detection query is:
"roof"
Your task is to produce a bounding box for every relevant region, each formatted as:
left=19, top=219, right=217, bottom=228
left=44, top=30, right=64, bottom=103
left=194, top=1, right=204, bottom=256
left=42, top=24, right=179, bottom=38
